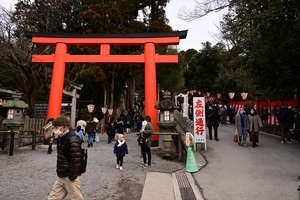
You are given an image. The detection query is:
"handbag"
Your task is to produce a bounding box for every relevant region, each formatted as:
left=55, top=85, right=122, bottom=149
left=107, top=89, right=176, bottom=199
left=95, top=133, right=100, bottom=142
left=137, top=134, right=143, bottom=146
left=233, top=130, right=238, bottom=142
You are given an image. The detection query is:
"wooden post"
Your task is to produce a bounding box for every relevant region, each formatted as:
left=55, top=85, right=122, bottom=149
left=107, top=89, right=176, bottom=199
left=63, top=83, right=83, bottom=129
left=9, top=131, right=14, bottom=156
left=32, top=131, right=36, bottom=150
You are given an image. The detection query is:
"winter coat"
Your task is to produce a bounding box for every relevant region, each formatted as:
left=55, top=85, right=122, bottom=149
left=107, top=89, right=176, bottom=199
left=113, top=140, right=128, bottom=157
left=142, top=122, right=153, bottom=148
left=227, top=107, right=235, bottom=117
left=248, top=114, right=263, bottom=132
left=219, top=107, right=227, bottom=116
left=85, top=120, right=96, bottom=134
left=235, top=113, right=249, bottom=136
left=57, top=132, right=82, bottom=181
left=209, top=109, right=220, bottom=127
left=206, top=108, right=213, bottom=127
left=106, top=123, right=115, bottom=137
left=75, top=130, right=84, bottom=142
left=125, top=118, right=131, bottom=128
left=115, top=120, right=124, bottom=133
left=136, top=119, right=142, bottom=130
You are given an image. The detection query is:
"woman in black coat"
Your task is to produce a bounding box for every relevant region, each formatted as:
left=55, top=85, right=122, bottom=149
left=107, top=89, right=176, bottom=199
left=106, top=121, right=115, bottom=144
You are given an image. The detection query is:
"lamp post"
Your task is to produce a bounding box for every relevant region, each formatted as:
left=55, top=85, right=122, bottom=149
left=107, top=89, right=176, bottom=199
left=108, top=108, right=113, bottom=123
left=101, top=106, right=108, bottom=134
left=229, top=92, right=235, bottom=105
left=87, top=104, right=95, bottom=120
left=255, top=92, right=263, bottom=116
left=240, top=92, right=248, bottom=104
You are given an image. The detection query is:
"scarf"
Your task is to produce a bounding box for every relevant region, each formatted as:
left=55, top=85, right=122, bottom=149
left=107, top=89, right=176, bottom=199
left=117, top=140, right=125, bottom=147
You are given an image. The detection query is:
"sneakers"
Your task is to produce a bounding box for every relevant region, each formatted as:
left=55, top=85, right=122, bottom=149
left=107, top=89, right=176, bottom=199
left=281, top=141, right=285, bottom=144
left=287, top=141, right=293, bottom=144
left=119, top=166, right=123, bottom=171
left=143, top=164, right=150, bottom=168
left=116, top=164, right=119, bottom=169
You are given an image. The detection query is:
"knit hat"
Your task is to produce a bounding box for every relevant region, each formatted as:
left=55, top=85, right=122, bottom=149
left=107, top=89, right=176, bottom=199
left=52, top=114, right=69, bottom=126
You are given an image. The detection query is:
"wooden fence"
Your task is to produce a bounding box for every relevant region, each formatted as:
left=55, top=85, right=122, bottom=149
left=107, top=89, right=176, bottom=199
left=0, top=116, right=46, bottom=148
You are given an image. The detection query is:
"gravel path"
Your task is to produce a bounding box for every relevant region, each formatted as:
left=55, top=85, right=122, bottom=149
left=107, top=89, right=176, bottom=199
left=0, top=132, right=184, bottom=200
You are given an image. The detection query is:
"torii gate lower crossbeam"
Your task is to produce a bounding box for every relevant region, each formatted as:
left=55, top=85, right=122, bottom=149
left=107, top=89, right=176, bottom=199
left=25, top=31, right=187, bottom=146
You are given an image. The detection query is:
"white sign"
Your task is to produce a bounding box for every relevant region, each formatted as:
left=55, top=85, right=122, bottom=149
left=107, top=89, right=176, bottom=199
left=193, top=97, right=206, bottom=145
left=101, top=107, right=107, bottom=114
left=87, top=104, right=95, bottom=113
left=108, top=109, right=113, bottom=115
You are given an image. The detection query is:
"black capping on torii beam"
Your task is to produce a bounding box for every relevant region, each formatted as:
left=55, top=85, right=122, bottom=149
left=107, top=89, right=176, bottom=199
left=24, top=30, right=188, bottom=39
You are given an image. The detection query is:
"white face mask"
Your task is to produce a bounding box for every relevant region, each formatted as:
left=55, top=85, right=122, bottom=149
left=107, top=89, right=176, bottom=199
left=53, top=127, right=63, bottom=135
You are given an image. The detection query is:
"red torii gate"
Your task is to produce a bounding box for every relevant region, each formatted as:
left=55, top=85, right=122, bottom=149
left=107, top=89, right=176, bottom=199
left=24, top=31, right=187, bottom=144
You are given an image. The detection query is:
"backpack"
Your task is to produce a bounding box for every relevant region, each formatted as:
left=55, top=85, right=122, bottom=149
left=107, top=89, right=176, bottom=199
left=276, top=109, right=285, bottom=122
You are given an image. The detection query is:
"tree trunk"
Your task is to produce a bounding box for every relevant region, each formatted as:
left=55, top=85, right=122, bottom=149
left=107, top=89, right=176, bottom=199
left=110, top=71, right=114, bottom=109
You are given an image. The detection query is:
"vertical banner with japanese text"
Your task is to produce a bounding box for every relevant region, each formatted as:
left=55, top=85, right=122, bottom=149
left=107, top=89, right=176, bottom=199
left=193, top=97, right=206, bottom=144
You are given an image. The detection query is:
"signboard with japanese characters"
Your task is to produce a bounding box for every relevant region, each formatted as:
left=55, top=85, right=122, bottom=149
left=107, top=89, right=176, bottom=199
left=193, top=97, right=206, bottom=145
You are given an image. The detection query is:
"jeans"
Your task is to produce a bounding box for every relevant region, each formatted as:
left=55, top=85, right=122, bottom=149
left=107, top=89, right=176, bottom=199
left=88, top=133, right=95, bottom=145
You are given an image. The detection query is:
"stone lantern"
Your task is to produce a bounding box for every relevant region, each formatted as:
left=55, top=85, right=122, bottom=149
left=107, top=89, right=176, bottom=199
left=155, top=90, right=178, bottom=151
left=2, top=93, right=28, bottom=151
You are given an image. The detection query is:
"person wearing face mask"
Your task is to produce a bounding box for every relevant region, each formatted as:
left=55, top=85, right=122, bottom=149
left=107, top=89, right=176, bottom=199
left=48, top=114, right=84, bottom=200
left=248, top=108, right=263, bottom=148
left=235, top=107, right=249, bottom=147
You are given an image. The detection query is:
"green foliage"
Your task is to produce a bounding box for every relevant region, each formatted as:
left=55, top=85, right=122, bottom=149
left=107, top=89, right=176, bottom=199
left=227, top=0, right=300, bottom=100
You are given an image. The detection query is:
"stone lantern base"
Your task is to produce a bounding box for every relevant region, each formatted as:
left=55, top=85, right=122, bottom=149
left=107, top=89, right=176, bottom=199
left=3, top=119, right=24, bottom=150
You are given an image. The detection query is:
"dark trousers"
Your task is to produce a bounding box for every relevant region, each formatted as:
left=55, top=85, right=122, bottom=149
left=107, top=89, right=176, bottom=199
left=117, top=156, right=124, bottom=166
left=141, top=143, right=151, bottom=166
left=280, top=122, right=291, bottom=142
left=208, top=123, right=218, bottom=139
left=229, top=115, right=234, bottom=124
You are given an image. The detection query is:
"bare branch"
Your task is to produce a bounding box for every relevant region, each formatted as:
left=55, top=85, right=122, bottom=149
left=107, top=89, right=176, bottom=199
left=178, top=0, right=233, bottom=22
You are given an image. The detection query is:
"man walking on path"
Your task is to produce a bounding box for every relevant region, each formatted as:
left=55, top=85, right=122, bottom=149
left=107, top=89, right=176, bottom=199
left=85, top=118, right=97, bottom=147
left=276, top=104, right=294, bottom=143
left=48, top=114, right=84, bottom=200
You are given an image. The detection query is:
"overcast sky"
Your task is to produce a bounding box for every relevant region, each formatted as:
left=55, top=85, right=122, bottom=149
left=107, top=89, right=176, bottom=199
left=1, top=0, right=226, bottom=51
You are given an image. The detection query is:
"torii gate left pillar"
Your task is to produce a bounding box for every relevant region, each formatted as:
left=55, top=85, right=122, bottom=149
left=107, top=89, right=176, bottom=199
left=25, top=31, right=187, bottom=146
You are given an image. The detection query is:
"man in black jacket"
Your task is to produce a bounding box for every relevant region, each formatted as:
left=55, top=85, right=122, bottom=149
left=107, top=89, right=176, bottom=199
left=48, top=114, right=84, bottom=200
left=206, top=105, right=220, bottom=141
